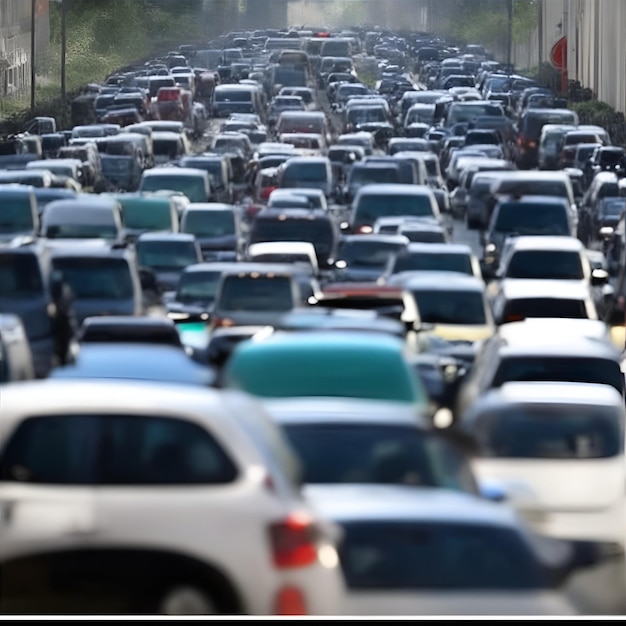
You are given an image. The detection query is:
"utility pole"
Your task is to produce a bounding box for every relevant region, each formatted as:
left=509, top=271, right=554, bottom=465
left=61, top=0, right=67, bottom=103
left=507, top=0, right=513, bottom=71
left=30, top=0, right=36, bottom=114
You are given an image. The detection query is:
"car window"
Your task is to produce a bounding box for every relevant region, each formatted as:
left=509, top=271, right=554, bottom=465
left=502, top=297, right=588, bottom=322
left=493, top=204, right=569, bottom=236
left=505, top=251, right=584, bottom=280
left=217, top=275, right=294, bottom=312
left=410, top=289, right=487, bottom=325
left=177, top=271, right=221, bottom=304
left=472, top=405, right=623, bottom=459
left=182, top=210, right=235, bottom=237
left=338, top=241, right=405, bottom=269
left=137, top=241, right=199, bottom=271
left=492, top=356, right=624, bottom=394
left=393, top=252, right=473, bottom=275
left=0, top=254, right=44, bottom=298
left=282, top=423, right=477, bottom=493
left=339, top=522, right=546, bottom=590
left=53, top=257, right=134, bottom=300
left=0, top=414, right=238, bottom=485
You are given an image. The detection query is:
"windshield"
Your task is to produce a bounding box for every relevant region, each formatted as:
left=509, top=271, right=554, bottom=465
left=502, top=297, right=589, bottom=321
left=214, top=90, right=251, bottom=102
left=506, top=250, right=584, bottom=280
left=355, top=194, right=435, bottom=223
left=393, top=252, right=473, bottom=275
left=140, top=175, right=206, bottom=203
left=348, top=107, right=387, bottom=124
left=338, top=240, right=405, bottom=268
left=411, top=289, right=487, bottom=325
left=339, top=522, right=545, bottom=590
left=122, top=203, right=172, bottom=231
left=522, top=113, right=577, bottom=140
left=601, top=199, right=626, bottom=216
left=217, top=275, right=294, bottom=311
left=176, top=271, right=221, bottom=304
left=600, top=152, right=624, bottom=166
left=493, top=357, right=624, bottom=394
left=281, top=163, right=327, bottom=184
left=447, top=103, right=503, bottom=125
left=137, top=241, right=198, bottom=271
left=251, top=218, right=332, bottom=247
left=152, top=139, right=180, bottom=158
left=46, top=223, right=118, bottom=239
left=283, top=423, right=476, bottom=491
left=350, top=167, right=400, bottom=186
left=473, top=405, right=623, bottom=459
left=0, top=197, right=35, bottom=232
left=53, top=257, right=134, bottom=299
left=494, top=204, right=569, bottom=236
left=183, top=210, right=234, bottom=237
left=0, top=254, right=43, bottom=297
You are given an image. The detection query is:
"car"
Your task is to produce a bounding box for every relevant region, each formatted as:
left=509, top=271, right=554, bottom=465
left=0, top=379, right=345, bottom=614
left=304, top=484, right=597, bottom=615
left=490, top=279, right=599, bottom=326
left=455, top=318, right=624, bottom=419
left=383, top=243, right=483, bottom=281
left=332, top=235, right=410, bottom=282
left=0, top=314, right=35, bottom=382
left=458, top=381, right=626, bottom=554
left=247, top=241, right=319, bottom=277
left=223, top=331, right=430, bottom=411
left=263, top=397, right=479, bottom=493
left=387, top=272, right=496, bottom=343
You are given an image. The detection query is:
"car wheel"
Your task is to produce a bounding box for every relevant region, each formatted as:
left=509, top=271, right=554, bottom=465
left=157, top=586, right=217, bottom=615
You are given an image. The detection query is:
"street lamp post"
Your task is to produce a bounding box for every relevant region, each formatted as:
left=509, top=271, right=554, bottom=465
left=61, top=0, right=67, bottom=103
left=30, top=0, right=36, bottom=114
left=507, top=0, right=513, bottom=70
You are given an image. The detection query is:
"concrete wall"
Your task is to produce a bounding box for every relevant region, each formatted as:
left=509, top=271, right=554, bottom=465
left=0, top=0, right=49, bottom=97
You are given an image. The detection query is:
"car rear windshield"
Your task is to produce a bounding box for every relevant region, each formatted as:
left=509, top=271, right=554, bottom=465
left=410, top=289, right=486, bottom=325
left=493, top=204, right=569, bottom=236
left=339, top=240, right=406, bottom=269
left=355, top=194, right=435, bottom=223
left=140, top=175, right=206, bottom=203
left=122, top=203, right=173, bottom=232
left=183, top=210, right=235, bottom=237
left=281, top=162, right=328, bottom=184
left=282, top=423, right=477, bottom=492
left=177, top=271, right=221, bottom=304
left=214, top=89, right=252, bottom=102
left=447, top=103, right=504, bottom=125
left=521, top=112, right=578, bottom=140
left=472, top=405, right=623, bottom=459
left=339, top=522, right=545, bottom=590
left=393, top=252, right=473, bottom=275
left=0, top=196, right=35, bottom=233
left=505, top=251, right=584, bottom=280
left=0, top=253, right=43, bottom=297
left=0, top=414, right=237, bottom=485
left=53, top=257, right=134, bottom=300
left=502, top=297, right=589, bottom=321
left=493, top=356, right=624, bottom=394
left=137, top=240, right=198, bottom=271
left=217, top=275, right=294, bottom=311
left=251, top=217, right=333, bottom=247
left=350, top=167, right=400, bottom=186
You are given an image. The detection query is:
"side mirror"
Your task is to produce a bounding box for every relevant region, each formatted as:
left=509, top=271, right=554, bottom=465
left=591, top=268, right=609, bottom=286
left=479, top=479, right=508, bottom=502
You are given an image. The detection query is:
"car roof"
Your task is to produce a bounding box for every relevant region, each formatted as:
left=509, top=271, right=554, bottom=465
left=183, top=203, right=235, bottom=212
left=269, top=187, right=324, bottom=197
left=341, top=234, right=410, bottom=245
left=262, top=397, right=427, bottom=426
left=473, top=381, right=625, bottom=409
left=248, top=241, right=316, bottom=254
left=81, top=316, right=177, bottom=329
left=505, top=236, right=584, bottom=252
left=498, top=279, right=593, bottom=299
left=394, top=271, right=486, bottom=291
left=304, top=485, right=519, bottom=527
left=136, top=232, right=197, bottom=243
left=401, top=242, right=473, bottom=255
left=255, top=208, right=330, bottom=220
left=142, top=167, right=205, bottom=178
left=355, top=183, right=433, bottom=196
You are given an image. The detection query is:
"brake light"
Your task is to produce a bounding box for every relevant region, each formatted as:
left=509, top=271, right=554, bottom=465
left=211, top=316, right=235, bottom=329
left=269, top=513, right=319, bottom=569
left=505, top=314, right=525, bottom=323
left=356, top=225, right=373, bottom=234
left=246, top=204, right=263, bottom=219
left=260, top=186, right=277, bottom=200
left=274, top=586, right=307, bottom=615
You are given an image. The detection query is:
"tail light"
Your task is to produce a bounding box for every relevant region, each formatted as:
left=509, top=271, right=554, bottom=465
left=274, top=586, right=307, bottom=615
left=211, top=316, right=235, bottom=330
left=246, top=204, right=263, bottom=219
left=505, top=313, right=526, bottom=323
left=269, top=513, right=319, bottom=569
left=260, top=186, right=277, bottom=200
left=356, top=225, right=373, bottom=234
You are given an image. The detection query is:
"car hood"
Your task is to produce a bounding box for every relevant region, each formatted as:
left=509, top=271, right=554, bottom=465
left=429, top=324, right=495, bottom=343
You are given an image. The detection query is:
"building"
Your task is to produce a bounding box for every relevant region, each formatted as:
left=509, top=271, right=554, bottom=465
left=0, top=0, right=49, bottom=97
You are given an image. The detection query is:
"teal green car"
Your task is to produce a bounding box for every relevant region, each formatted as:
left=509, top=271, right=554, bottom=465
left=223, top=330, right=429, bottom=410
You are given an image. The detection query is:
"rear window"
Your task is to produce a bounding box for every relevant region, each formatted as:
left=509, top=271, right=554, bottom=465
left=140, top=175, right=207, bottom=203
left=53, top=257, right=134, bottom=300
left=281, top=162, right=328, bottom=184
left=177, top=271, right=221, bottom=304
left=283, top=423, right=476, bottom=492
left=338, top=240, right=406, bottom=269
left=122, top=203, right=173, bottom=232
left=393, top=252, right=473, bottom=275
left=502, top=298, right=589, bottom=322
left=496, top=180, right=569, bottom=199
left=493, top=356, right=624, bottom=394
left=251, top=216, right=333, bottom=247
left=217, top=275, right=294, bottom=312
left=349, top=167, right=400, bottom=186
left=411, top=289, right=486, bottom=325
left=493, top=203, right=569, bottom=236
left=0, top=253, right=43, bottom=297
left=0, top=414, right=237, bottom=485
left=521, top=112, right=578, bottom=140
left=354, top=194, right=435, bottom=224
left=339, top=522, right=545, bottom=590
left=505, top=251, right=584, bottom=280
left=137, top=240, right=199, bottom=271
left=0, top=196, right=35, bottom=233
left=214, top=89, right=252, bottom=102
left=182, top=210, right=235, bottom=237
left=472, top=404, right=623, bottom=459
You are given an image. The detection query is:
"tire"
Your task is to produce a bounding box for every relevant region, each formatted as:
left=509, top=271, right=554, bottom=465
left=157, top=586, right=217, bottom=615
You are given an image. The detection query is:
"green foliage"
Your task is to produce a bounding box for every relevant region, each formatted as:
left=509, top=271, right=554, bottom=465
left=570, top=100, right=625, bottom=125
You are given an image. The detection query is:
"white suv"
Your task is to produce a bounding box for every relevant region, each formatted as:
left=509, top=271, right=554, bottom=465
left=0, top=380, right=344, bottom=615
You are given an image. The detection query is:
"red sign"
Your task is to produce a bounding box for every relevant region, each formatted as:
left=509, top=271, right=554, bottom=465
left=550, top=36, right=567, bottom=71
left=35, top=0, right=49, bottom=17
